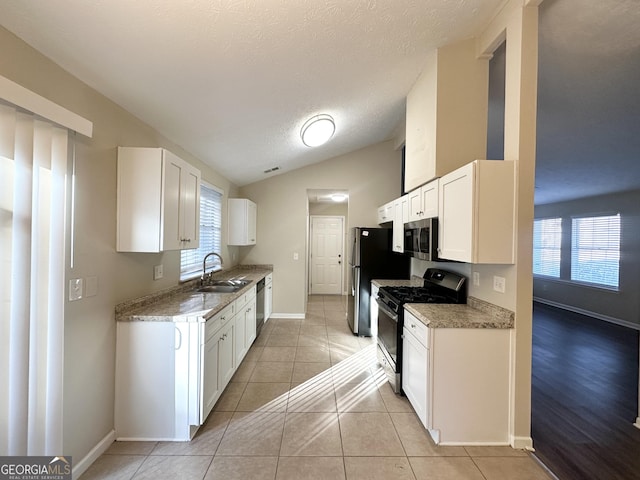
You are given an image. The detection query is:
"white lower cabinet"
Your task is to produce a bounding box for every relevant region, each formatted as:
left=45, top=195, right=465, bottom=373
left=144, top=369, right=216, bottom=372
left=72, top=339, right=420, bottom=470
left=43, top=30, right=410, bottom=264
left=218, top=319, right=235, bottom=388
left=115, top=285, right=262, bottom=442
left=402, top=310, right=511, bottom=445
left=402, top=322, right=429, bottom=427
left=234, top=286, right=256, bottom=366
left=202, top=329, right=220, bottom=423
left=265, top=273, right=273, bottom=322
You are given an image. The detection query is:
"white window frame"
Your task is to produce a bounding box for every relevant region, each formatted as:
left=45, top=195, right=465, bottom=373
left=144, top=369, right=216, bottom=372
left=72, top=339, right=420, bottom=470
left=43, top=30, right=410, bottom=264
left=570, top=213, right=620, bottom=289
left=180, top=182, right=223, bottom=281
left=533, top=217, right=562, bottom=278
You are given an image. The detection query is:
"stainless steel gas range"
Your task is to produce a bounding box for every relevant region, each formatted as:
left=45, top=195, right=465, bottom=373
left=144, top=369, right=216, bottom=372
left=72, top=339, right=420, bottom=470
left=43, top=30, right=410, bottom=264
left=375, top=268, right=467, bottom=393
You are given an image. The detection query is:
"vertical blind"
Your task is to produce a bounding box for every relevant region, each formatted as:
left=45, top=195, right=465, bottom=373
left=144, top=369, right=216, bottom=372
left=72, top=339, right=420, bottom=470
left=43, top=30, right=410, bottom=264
left=532, top=217, right=562, bottom=277
left=571, top=214, right=620, bottom=288
left=180, top=183, right=223, bottom=279
left=0, top=102, right=69, bottom=455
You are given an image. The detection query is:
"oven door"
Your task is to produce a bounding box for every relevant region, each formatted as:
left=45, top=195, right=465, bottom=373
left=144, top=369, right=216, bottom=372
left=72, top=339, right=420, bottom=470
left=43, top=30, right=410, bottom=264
left=376, top=299, right=398, bottom=364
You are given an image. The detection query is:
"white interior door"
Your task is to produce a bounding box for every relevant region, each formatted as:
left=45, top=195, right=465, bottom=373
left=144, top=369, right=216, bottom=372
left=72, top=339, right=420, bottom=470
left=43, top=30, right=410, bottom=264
left=310, top=216, right=344, bottom=295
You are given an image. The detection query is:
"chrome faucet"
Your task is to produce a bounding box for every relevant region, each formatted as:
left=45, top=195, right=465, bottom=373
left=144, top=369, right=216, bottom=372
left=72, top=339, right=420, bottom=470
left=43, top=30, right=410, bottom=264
left=201, top=252, right=223, bottom=285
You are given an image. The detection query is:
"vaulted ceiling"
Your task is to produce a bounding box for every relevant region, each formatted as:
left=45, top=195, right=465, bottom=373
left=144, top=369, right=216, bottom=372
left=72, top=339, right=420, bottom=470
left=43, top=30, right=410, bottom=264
left=1, top=0, right=638, bottom=204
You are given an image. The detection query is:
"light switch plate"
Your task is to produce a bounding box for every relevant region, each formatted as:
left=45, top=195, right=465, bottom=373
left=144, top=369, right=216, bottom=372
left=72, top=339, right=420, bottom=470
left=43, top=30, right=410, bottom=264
left=473, top=272, right=480, bottom=286
left=493, top=275, right=506, bottom=293
left=69, top=278, right=83, bottom=301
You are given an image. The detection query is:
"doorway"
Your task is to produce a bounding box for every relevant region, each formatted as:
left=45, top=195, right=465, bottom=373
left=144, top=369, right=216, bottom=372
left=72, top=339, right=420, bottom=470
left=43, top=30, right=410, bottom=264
left=306, top=189, right=349, bottom=298
left=309, top=216, right=344, bottom=295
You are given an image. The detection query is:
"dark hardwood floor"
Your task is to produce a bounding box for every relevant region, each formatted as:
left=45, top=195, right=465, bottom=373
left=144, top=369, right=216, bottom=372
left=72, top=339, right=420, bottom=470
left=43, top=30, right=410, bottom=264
left=532, top=302, right=640, bottom=480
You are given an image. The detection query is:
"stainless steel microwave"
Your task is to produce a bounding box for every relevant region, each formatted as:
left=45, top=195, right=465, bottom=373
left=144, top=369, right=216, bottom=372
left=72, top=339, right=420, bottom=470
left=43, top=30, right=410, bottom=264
left=404, top=218, right=438, bottom=261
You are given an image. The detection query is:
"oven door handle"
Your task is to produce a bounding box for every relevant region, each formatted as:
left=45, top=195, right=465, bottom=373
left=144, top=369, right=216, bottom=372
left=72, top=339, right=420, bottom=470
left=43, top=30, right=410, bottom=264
left=376, top=299, right=398, bottom=323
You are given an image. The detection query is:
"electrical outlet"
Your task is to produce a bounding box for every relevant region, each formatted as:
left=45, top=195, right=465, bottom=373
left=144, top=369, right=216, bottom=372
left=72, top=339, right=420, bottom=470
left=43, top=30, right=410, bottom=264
left=493, top=275, right=506, bottom=293
left=69, top=278, right=83, bottom=301
left=473, top=272, right=480, bottom=286
left=154, top=264, right=163, bottom=280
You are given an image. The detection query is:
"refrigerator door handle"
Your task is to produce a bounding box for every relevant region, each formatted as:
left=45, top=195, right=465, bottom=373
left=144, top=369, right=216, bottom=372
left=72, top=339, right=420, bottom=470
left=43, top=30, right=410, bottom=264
left=351, top=265, right=359, bottom=296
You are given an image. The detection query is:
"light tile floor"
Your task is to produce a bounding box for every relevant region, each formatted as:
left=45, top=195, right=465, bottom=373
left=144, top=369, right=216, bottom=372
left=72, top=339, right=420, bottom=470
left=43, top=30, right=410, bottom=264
left=80, top=295, right=554, bottom=480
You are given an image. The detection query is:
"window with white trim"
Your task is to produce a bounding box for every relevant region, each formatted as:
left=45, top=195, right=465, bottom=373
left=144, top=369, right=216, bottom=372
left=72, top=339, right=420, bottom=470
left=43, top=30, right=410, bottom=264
left=533, top=217, right=562, bottom=278
left=181, top=183, right=223, bottom=280
left=571, top=214, right=620, bottom=288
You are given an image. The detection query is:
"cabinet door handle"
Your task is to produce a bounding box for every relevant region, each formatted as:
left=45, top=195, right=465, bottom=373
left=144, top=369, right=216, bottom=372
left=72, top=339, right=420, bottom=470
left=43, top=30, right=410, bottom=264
left=175, top=327, right=182, bottom=350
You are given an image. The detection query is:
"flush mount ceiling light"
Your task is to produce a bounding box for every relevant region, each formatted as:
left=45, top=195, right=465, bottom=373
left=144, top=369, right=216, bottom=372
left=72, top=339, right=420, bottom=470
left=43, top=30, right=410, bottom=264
left=331, top=193, right=347, bottom=202
left=300, top=114, right=335, bottom=147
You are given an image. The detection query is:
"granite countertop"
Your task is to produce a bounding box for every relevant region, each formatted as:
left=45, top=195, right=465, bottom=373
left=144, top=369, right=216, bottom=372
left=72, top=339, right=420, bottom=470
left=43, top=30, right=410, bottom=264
left=115, top=265, right=273, bottom=323
left=372, top=276, right=423, bottom=288
left=405, top=297, right=514, bottom=329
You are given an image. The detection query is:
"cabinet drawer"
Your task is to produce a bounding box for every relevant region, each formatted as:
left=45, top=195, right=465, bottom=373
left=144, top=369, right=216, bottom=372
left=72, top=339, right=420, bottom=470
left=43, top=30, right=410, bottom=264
left=265, top=273, right=272, bottom=284
left=205, top=303, right=234, bottom=342
left=404, top=312, right=429, bottom=348
left=235, top=286, right=256, bottom=310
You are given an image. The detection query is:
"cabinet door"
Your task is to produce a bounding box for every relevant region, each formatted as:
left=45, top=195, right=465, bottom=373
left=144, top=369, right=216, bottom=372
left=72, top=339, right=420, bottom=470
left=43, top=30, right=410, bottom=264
left=392, top=198, right=405, bottom=253
left=408, top=189, right=422, bottom=222
left=218, top=320, right=235, bottom=387
left=421, top=179, right=439, bottom=219
left=234, top=312, right=247, bottom=366
left=245, top=298, right=257, bottom=348
left=402, top=326, right=428, bottom=428
left=228, top=199, right=257, bottom=245
left=202, top=335, right=220, bottom=422
left=438, top=163, right=474, bottom=262
left=265, top=281, right=273, bottom=322
left=180, top=163, right=200, bottom=249
left=161, top=151, right=183, bottom=251
left=247, top=200, right=257, bottom=244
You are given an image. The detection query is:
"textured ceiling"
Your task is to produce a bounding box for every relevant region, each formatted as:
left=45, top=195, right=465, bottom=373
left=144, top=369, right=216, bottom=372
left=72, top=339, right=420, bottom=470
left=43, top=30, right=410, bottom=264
left=0, top=0, right=503, bottom=186
left=2, top=0, right=638, bottom=203
left=535, top=0, right=640, bottom=204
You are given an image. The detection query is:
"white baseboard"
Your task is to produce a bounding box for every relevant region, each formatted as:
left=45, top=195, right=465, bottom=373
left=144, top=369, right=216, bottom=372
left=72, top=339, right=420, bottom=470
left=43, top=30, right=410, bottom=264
left=269, top=313, right=305, bottom=319
left=511, top=435, right=534, bottom=451
left=533, top=297, right=640, bottom=331
left=72, top=429, right=115, bottom=479
left=634, top=418, right=640, bottom=429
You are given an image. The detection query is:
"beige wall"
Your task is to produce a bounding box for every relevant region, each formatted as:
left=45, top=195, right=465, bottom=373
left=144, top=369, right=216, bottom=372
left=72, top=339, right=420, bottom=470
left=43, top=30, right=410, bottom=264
left=239, top=141, right=403, bottom=314
left=0, top=26, right=240, bottom=465
left=477, top=0, right=540, bottom=449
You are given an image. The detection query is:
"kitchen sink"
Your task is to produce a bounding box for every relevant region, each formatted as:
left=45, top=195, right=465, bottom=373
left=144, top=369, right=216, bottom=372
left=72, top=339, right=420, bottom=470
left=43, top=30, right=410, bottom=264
left=196, top=278, right=252, bottom=293
left=197, top=285, right=240, bottom=293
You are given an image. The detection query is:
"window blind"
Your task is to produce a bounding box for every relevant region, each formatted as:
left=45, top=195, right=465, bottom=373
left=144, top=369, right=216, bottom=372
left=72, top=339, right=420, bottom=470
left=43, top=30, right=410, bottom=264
left=533, top=217, right=562, bottom=277
left=181, top=183, right=222, bottom=280
left=571, top=214, right=620, bottom=288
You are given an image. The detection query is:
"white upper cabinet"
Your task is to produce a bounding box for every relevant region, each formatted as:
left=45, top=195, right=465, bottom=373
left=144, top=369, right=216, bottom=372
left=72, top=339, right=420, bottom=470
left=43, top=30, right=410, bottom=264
left=228, top=198, right=257, bottom=245
left=408, top=179, right=439, bottom=222
left=117, top=147, right=201, bottom=252
left=404, top=39, right=488, bottom=192
left=392, top=195, right=409, bottom=253
left=438, top=160, right=515, bottom=264
left=377, top=201, right=394, bottom=225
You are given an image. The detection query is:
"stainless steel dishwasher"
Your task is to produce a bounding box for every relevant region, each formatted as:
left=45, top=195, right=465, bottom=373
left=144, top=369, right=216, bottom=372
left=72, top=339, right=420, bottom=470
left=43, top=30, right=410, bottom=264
left=256, top=278, right=265, bottom=337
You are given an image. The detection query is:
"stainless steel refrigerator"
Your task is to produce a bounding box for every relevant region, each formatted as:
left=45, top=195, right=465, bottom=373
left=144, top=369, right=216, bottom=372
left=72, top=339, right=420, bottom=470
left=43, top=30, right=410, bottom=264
left=347, top=227, right=410, bottom=336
